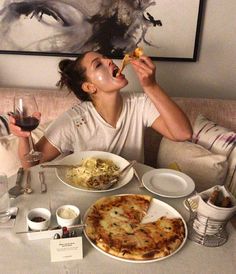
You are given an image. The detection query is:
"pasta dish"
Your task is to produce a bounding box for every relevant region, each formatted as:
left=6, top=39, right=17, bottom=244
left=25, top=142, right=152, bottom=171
left=66, top=157, right=120, bottom=189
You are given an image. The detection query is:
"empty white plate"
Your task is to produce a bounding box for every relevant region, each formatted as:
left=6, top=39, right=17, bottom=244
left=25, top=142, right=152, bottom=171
left=142, top=169, right=195, bottom=198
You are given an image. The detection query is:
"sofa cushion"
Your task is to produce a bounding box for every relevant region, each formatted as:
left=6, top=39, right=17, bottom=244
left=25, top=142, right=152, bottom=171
left=192, top=114, right=236, bottom=196
left=157, top=137, right=228, bottom=192
left=192, top=114, right=236, bottom=156
left=173, top=98, right=236, bottom=132
left=225, top=149, right=236, bottom=196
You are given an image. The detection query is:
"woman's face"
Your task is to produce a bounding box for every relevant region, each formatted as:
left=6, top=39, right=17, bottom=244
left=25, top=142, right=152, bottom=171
left=81, top=52, right=128, bottom=93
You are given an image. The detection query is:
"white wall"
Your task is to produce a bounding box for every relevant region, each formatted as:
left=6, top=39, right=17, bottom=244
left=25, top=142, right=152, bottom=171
left=0, top=0, right=235, bottom=99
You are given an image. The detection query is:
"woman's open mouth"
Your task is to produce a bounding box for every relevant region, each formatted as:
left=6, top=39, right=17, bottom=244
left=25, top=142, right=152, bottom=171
left=112, top=67, right=119, bottom=78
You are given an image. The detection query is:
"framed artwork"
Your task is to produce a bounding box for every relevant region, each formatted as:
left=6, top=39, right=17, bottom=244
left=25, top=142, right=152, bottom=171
left=0, top=0, right=203, bottom=61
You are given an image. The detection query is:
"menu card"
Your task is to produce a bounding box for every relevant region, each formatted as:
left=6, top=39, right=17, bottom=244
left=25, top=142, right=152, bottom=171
left=50, top=236, right=83, bottom=262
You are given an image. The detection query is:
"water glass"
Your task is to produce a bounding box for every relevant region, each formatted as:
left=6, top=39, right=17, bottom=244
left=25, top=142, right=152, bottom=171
left=0, top=173, right=10, bottom=223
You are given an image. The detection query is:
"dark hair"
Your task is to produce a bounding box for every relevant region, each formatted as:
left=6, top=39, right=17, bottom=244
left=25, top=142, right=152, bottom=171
left=57, top=52, right=91, bottom=101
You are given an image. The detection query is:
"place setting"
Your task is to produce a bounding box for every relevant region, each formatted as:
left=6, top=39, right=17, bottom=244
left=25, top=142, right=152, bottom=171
left=37, top=151, right=191, bottom=263
left=3, top=149, right=234, bottom=265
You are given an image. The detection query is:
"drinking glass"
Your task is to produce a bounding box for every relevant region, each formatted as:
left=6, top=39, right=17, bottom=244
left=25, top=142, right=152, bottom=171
left=14, top=94, right=42, bottom=163
left=0, top=173, right=10, bottom=223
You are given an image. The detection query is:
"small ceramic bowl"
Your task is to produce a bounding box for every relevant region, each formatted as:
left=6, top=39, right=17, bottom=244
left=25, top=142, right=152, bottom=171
left=27, top=208, right=51, bottom=231
left=56, top=205, right=80, bottom=227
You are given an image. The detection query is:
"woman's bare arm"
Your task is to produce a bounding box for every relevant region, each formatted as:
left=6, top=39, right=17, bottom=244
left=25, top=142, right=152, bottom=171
left=130, top=56, right=192, bottom=141
left=35, top=136, right=61, bottom=162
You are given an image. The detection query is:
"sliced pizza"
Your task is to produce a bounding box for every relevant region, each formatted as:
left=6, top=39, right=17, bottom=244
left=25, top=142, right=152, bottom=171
left=84, top=194, right=185, bottom=261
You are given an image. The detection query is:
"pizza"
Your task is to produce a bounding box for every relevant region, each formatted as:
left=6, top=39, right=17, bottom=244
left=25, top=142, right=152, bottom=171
left=116, top=47, right=144, bottom=76
left=84, top=194, right=186, bottom=261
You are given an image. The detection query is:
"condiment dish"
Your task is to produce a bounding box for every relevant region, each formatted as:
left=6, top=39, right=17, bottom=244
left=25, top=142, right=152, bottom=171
left=56, top=205, right=80, bottom=227
left=27, top=208, right=51, bottom=231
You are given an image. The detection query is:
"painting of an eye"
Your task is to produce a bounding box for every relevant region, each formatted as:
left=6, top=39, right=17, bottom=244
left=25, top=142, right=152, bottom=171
left=0, top=0, right=203, bottom=61
left=26, top=6, right=70, bottom=26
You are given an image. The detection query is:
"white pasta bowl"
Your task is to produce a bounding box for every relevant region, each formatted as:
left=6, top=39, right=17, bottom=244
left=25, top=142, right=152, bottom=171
left=56, top=205, right=80, bottom=227
left=55, top=151, right=134, bottom=192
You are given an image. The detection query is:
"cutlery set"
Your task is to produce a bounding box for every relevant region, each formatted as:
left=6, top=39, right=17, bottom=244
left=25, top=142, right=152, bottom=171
left=9, top=160, right=141, bottom=197
left=8, top=168, right=47, bottom=198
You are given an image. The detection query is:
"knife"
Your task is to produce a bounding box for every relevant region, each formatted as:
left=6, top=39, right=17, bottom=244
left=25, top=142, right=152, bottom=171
left=8, top=167, right=24, bottom=198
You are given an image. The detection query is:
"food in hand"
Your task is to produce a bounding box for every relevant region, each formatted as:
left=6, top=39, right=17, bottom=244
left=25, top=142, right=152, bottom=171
left=133, top=47, right=144, bottom=58
left=116, top=47, right=144, bottom=76
left=85, top=194, right=185, bottom=260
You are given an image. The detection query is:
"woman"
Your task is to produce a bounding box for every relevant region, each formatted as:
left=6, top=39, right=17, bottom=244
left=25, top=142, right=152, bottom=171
left=9, top=51, right=192, bottom=168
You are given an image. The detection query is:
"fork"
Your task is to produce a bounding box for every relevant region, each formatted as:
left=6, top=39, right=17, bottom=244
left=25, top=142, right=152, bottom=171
left=39, top=171, right=47, bottom=193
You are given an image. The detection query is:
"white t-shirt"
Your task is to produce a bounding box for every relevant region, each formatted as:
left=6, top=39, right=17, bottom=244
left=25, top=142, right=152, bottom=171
left=45, top=92, right=160, bottom=163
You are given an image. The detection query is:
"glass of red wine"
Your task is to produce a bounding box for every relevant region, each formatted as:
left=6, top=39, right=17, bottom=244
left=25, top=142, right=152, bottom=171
left=13, top=94, right=43, bottom=163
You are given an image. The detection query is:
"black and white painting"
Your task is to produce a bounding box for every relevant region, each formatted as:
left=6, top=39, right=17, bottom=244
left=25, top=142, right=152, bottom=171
left=0, top=0, right=203, bottom=61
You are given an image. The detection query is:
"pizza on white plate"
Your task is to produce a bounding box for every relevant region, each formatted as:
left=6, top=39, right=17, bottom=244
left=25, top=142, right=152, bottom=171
left=84, top=194, right=186, bottom=261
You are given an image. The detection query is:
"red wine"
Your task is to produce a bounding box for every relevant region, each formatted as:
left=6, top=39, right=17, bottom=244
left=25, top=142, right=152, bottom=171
left=15, top=116, right=39, bottom=131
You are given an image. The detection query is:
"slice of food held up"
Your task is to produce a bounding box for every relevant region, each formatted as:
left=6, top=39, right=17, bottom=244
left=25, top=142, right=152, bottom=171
left=116, top=47, right=144, bottom=77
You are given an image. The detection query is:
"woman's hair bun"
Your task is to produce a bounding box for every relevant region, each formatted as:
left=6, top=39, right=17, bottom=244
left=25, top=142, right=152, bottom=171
left=59, top=59, right=74, bottom=72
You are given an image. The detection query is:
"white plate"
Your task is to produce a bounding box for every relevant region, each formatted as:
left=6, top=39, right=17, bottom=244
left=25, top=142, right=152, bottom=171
left=83, top=194, right=187, bottom=263
left=142, top=169, right=195, bottom=198
left=55, top=151, right=134, bottom=193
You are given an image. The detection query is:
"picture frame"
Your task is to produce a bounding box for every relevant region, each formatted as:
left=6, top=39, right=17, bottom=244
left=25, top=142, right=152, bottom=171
left=0, top=0, right=203, bottom=61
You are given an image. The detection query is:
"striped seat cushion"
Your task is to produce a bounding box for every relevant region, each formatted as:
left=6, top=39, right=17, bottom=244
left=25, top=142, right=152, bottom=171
left=192, top=114, right=235, bottom=157
left=192, top=114, right=236, bottom=196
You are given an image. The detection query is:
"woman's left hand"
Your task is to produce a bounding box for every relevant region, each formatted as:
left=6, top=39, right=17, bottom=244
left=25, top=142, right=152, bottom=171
left=130, top=55, right=157, bottom=89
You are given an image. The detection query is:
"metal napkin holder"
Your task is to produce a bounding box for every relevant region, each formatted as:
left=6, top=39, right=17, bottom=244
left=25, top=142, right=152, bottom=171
left=186, top=199, right=228, bottom=247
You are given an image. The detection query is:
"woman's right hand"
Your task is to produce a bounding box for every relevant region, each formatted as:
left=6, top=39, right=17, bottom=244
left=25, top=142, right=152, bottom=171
left=8, top=112, right=41, bottom=138
left=8, top=115, right=31, bottom=138
left=130, top=55, right=157, bottom=92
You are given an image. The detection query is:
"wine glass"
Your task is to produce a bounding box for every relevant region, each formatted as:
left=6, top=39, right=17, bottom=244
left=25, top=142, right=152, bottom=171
left=13, top=94, right=43, bottom=164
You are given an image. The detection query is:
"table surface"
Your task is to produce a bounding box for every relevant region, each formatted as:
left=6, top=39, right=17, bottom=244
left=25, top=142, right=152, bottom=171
left=1, top=163, right=235, bottom=274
